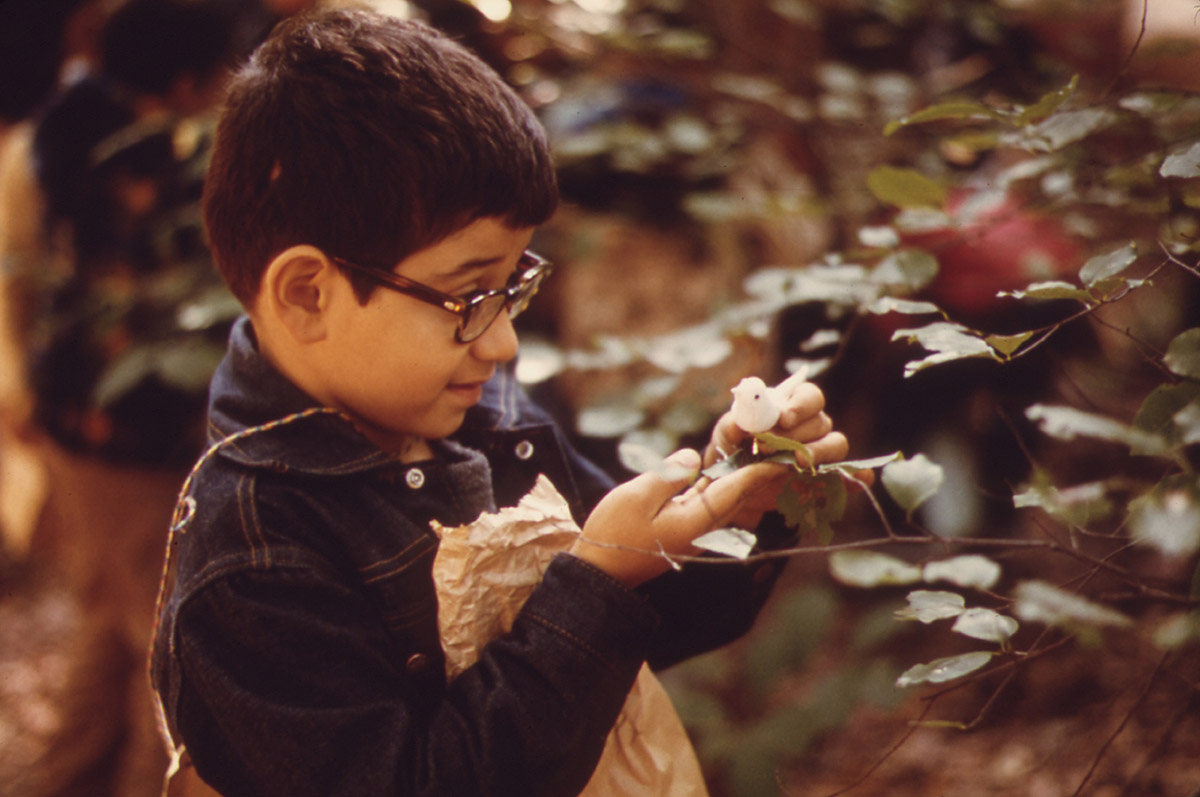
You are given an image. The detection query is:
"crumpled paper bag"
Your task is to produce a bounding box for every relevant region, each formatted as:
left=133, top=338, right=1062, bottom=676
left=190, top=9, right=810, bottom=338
left=431, top=474, right=708, bottom=796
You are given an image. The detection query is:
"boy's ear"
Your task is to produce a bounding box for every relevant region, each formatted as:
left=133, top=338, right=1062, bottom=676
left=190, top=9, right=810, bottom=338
left=259, top=245, right=340, bottom=344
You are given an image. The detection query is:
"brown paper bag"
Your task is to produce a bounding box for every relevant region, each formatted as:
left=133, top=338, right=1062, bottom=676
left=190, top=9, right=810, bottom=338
left=431, top=475, right=708, bottom=796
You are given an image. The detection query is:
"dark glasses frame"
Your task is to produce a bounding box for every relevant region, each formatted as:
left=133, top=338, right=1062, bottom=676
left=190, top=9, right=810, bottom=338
left=330, top=250, right=553, bottom=343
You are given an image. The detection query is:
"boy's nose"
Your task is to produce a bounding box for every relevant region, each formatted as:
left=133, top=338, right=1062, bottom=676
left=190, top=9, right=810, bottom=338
left=470, top=309, right=519, bottom=363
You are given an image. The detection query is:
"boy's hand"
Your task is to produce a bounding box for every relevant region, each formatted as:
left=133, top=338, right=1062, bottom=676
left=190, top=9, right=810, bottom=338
left=706, top=374, right=849, bottom=531
left=572, top=449, right=789, bottom=586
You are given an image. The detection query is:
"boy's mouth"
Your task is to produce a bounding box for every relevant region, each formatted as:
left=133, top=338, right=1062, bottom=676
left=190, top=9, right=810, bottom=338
left=445, top=375, right=491, bottom=403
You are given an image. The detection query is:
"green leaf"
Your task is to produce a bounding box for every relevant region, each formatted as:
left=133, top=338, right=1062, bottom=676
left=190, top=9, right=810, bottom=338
left=986, top=331, right=1034, bottom=358
left=893, top=207, right=953, bottom=233
left=617, top=434, right=691, bottom=479
left=1079, top=242, right=1137, bottom=287
left=576, top=402, right=645, bottom=438
left=1133, top=381, right=1200, bottom=442
left=866, top=297, right=942, bottom=316
left=515, top=339, right=566, bottom=384
left=640, top=323, right=733, bottom=373
left=777, top=471, right=846, bottom=542
left=891, top=322, right=997, bottom=376
left=1012, top=479, right=1113, bottom=527
left=818, top=451, right=903, bottom=475
left=1129, top=476, right=1200, bottom=559
left=93, top=347, right=156, bottom=408
left=829, top=550, right=922, bottom=588
left=155, top=340, right=225, bottom=393
left=1025, top=108, right=1116, bottom=152
left=1153, top=612, right=1200, bottom=649
left=92, top=339, right=223, bottom=408
left=922, top=555, right=1002, bottom=590
left=754, top=430, right=812, bottom=456
left=952, top=608, right=1018, bottom=644
left=883, top=102, right=1004, bottom=136
left=894, top=590, right=965, bottom=623
left=660, top=400, right=713, bottom=436
left=999, top=280, right=1095, bottom=304
left=1026, top=404, right=1168, bottom=455
left=1164, top=328, right=1200, bottom=379
left=776, top=478, right=810, bottom=529
left=1175, top=402, right=1200, bottom=445
left=1013, top=580, right=1133, bottom=629
left=176, top=286, right=242, bottom=331
left=1160, top=141, right=1200, bottom=179
left=881, top=453, right=944, bottom=516
left=866, top=166, right=946, bottom=209
left=814, top=472, right=847, bottom=544
left=702, top=451, right=744, bottom=480
left=693, top=528, right=758, bottom=559
left=1015, top=74, right=1079, bottom=125
left=895, top=651, right=994, bottom=688
left=872, top=249, right=940, bottom=290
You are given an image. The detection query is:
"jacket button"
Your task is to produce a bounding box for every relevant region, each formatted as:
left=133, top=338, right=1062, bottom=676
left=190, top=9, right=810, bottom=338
left=405, top=468, right=425, bottom=489
left=405, top=653, right=429, bottom=674
left=514, top=440, right=534, bottom=460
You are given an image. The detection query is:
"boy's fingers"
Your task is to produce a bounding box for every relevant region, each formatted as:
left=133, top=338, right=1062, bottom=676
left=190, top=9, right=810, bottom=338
left=795, top=431, right=849, bottom=467
left=777, top=383, right=826, bottom=428
left=665, top=459, right=784, bottom=530
left=773, top=411, right=833, bottom=443
left=630, top=448, right=702, bottom=507
left=705, top=412, right=747, bottom=466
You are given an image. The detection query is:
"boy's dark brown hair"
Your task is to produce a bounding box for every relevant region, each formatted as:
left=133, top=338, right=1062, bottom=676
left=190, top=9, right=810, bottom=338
left=202, top=8, right=558, bottom=305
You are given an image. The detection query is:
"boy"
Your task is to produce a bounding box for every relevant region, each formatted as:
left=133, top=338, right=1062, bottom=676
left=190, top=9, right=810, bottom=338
left=150, top=8, right=849, bottom=796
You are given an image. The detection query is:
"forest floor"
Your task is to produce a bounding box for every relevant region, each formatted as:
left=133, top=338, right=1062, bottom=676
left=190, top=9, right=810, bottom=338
left=728, top=555, right=1200, bottom=797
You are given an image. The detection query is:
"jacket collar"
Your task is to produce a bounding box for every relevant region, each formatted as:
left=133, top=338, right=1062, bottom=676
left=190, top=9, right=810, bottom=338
left=206, top=317, right=528, bottom=475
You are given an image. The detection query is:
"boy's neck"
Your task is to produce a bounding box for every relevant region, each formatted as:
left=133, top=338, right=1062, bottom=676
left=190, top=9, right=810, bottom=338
left=383, top=435, right=434, bottom=464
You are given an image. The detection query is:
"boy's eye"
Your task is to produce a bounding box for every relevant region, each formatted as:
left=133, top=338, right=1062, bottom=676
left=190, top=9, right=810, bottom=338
left=454, top=282, right=494, bottom=301
left=455, top=269, right=514, bottom=298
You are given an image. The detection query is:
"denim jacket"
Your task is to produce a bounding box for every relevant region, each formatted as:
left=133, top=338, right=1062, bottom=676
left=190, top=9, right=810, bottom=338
left=151, top=317, right=792, bottom=797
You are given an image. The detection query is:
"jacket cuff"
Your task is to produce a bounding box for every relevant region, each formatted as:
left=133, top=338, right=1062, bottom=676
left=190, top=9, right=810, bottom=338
left=518, top=553, right=659, bottom=671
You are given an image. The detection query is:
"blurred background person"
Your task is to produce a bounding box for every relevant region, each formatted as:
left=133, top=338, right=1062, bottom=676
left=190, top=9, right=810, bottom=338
left=0, top=1, right=240, bottom=794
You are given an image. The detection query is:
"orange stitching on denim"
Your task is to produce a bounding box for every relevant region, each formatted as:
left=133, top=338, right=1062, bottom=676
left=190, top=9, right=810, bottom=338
left=523, top=612, right=607, bottom=665
left=148, top=406, right=348, bottom=768
left=359, top=536, right=436, bottom=579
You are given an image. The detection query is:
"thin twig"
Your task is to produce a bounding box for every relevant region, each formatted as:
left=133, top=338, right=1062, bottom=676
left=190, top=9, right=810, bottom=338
left=818, top=698, right=938, bottom=797
left=1121, top=679, right=1198, bottom=795
left=1072, top=651, right=1170, bottom=797
left=1104, top=0, right=1148, bottom=98
left=845, top=471, right=899, bottom=539
left=1160, top=241, right=1200, bottom=280
left=1005, top=257, right=1171, bottom=362
left=1027, top=515, right=1191, bottom=603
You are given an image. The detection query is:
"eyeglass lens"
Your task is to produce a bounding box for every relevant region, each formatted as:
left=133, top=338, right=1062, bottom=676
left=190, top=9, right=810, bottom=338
left=458, top=265, right=546, bottom=343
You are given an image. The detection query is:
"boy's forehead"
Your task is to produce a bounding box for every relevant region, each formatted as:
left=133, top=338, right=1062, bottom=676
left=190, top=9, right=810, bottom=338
left=395, top=219, right=535, bottom=276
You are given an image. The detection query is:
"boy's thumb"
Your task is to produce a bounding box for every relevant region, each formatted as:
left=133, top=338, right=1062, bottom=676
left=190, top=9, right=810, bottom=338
left=604, top=448, right=701, bottom=522
left=634, top=448, right=702, bottom=502
left=651, top=448, right=702, bottom=485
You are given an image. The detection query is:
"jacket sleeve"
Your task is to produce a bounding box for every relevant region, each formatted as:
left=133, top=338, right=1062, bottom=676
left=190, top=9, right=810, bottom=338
left=170, top=552, right=656, bottom=797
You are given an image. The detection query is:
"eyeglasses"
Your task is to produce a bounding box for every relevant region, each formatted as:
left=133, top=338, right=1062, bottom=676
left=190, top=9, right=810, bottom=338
left=331, top=250, right=553, bottom=344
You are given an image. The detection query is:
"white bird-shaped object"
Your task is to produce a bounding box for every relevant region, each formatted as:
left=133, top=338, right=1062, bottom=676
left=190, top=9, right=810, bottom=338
left=728, top=367, right=809, bottom=434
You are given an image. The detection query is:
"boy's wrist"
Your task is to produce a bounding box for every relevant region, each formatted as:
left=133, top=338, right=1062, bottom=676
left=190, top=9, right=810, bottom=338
left=568, top=537, right=669, bottom=587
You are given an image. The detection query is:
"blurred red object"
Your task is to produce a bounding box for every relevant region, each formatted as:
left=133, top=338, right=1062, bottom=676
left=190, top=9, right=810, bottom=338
left=904, top=188, right=1085, bottom=317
